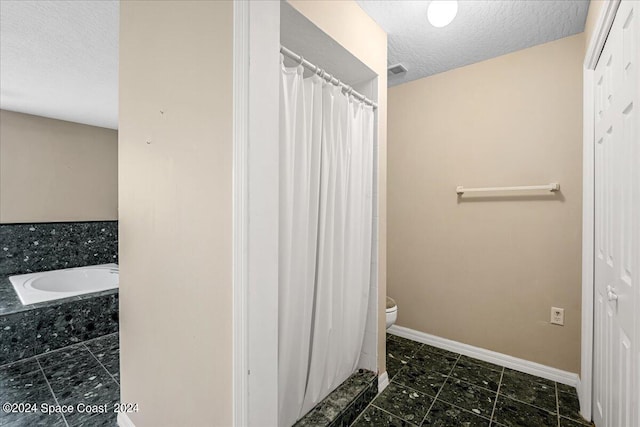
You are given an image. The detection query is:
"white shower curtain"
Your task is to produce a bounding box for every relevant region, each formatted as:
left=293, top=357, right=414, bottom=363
left=278, top=60, right=375, bottom=427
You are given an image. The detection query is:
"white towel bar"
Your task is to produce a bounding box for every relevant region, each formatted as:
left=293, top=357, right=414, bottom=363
left=456, top=183, right=560, bottom=195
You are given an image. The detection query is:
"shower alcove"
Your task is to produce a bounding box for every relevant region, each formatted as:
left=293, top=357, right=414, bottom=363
left=241, top=2, right=385, bottom=425
left=279, top=3, right=381, bottom=425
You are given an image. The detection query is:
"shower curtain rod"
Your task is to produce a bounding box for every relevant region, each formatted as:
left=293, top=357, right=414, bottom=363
left=280, top=45, right=378, bottom=109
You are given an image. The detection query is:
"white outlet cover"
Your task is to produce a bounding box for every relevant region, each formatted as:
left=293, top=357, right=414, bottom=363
left=551, top=307, right=565, bottom=326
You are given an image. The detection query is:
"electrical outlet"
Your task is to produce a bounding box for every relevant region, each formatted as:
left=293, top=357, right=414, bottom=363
left=551, top=307, right=564, bottom=326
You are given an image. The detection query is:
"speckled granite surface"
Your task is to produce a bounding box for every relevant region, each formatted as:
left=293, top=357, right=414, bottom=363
left=294, top=369, right=377, bottom=427
left=0, top=290, right=118, bottom=365
left=0, top=221, right=119, bottom=364
left=0, top=221, right=118, bottom=276
left=0, top=275, right=117, bottom=316
left=349, top=334, right=593, bottom=427
left=0, top=333, right=120, bottom=426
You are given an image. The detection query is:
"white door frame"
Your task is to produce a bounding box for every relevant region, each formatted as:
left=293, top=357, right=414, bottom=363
left=233, top=1, right=281, bottom=426
left=580, top=0, right=621, bottom=420
left=232, top=0, right=250, bottom=425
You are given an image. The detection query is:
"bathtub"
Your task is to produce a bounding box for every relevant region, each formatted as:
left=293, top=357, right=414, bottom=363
left=9, top=263, right=119, bottom=305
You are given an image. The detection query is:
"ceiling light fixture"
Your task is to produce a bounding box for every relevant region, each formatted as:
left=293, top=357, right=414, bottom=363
left=427, top=0, right=458, bottom=28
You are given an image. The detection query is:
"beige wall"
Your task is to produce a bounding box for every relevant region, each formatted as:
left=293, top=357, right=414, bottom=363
left=118, top=1, right=233, bottom=426
left=287, top=0, right=389, bottom=374
left=388, top=34, right=584, bottom=373
left=584, top=0, right=606, bottom=51
left=0, top=110, right=117, bottom=223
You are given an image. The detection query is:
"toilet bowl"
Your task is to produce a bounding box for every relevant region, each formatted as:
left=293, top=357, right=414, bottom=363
left=386, top=297, right=398, bottom=330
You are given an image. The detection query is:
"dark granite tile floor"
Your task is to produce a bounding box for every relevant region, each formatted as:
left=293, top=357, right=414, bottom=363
left=0, top=331, right=595, bottom=427
left=351, top=334, right=594, bottom=427
left=0, top=333, right=119, bottom=427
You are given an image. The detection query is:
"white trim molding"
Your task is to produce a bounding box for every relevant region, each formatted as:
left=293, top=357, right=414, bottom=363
left=233, top=1, right=281, bottom=425
left=378, top=371, right=389, bottom=393
left=388, top=326, right=580, bottom=387
left=117, top=413, right=136, bottom=427
left=246, top=2, right=281, bottom=426
left=580, top=0, right=621, bottom=421
left=584, top=0, right=622, bottom=70
left=580, top=63, right=595, bottom=422
left=232, top=0, right=250, bottom=425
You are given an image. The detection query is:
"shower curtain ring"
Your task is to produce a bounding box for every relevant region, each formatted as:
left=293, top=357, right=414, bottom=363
left=298, top=55, right=305, bottom=66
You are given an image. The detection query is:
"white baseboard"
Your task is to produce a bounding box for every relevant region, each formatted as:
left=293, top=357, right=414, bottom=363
left=388, top=325, right=580, bottom=387
left=378, top=371, right=389, bottom=393
left=117, top=413, right=136, bottom=427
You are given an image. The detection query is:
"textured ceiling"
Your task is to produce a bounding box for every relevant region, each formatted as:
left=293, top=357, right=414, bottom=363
left=0, top=1, right=118, bottom=129
left=0, top=1, right=590, bottom=127
left=356, top=0, right=590, bottom=86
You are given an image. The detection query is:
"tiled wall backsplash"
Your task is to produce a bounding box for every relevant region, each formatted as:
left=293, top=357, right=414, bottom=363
left=0, top=221, right=118, bottom=276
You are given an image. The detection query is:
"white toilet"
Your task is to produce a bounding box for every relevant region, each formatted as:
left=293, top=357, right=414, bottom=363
left=386, top=297, right=398, bottom=329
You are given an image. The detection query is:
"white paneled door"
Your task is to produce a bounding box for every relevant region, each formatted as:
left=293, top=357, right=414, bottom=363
left=592, top=1, right=640, bottom=427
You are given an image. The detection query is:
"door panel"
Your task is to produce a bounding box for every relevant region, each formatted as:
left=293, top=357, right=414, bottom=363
left=593, top=2, right=639, bottom=427
left=595, top=292, right=605, bottom=421
left=617, top=331, right=631, bottom=427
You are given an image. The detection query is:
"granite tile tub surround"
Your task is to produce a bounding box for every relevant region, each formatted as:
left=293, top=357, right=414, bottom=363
left=294, top=369, right=377, bottom=427
left=0, top=221, right=118, bottom=277
left=0, top=221, right=119, bottom=367
left=349, top=334, right=594, bottom=426
left=0, top=290, right=118, bottom=365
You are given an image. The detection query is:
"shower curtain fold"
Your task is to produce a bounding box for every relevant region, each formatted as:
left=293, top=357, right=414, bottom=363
left=278, top=65, right=323, bottom=427
left=278, top=62, right=374, bottom=427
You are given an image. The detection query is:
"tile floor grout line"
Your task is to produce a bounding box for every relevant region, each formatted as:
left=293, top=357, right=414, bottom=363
left=497, top=390, right=561, bottom=414
left=348, top=376, right=395, bottom=426
left=385, top=338, right=421, bottom=383
left=349, top=398, right=374, bottom=425
left=349, top=388, right=391, bottom=427
left=390, top=379, right=439, bottom=399
left=418, top=353, right=461, bottom=426
left=389, top=363, right=407, bottom=383
left=338, top=380, right=374, bottom=425
left=361, top=337, right=426, bottom=426
left=0, top=354, right=41, bottom=371
left=439, top=373, right=501, bottom=394
left=70, top=332, right=119, bottom=349
left=388, top=334, right=570, bottom=427
left=395, top=374, right=478, bottom=421
left=35, top=357, right=70, bottom=427
left=488, top=367, right=504, bottom=427
left=82, top=343, right=120, bottom=387
left=428, top=398, right=494, bottom=424
left=388, top=367, right=401, bottom=382
left=350, top=343, right=442, bottom=427
left=411, top=343, right=425, bottom=358
left=413, top=379, right=494, bottom=424
left=369, top=403, right=421, bottom=426
left=0, top=332, right=119, bottom=371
